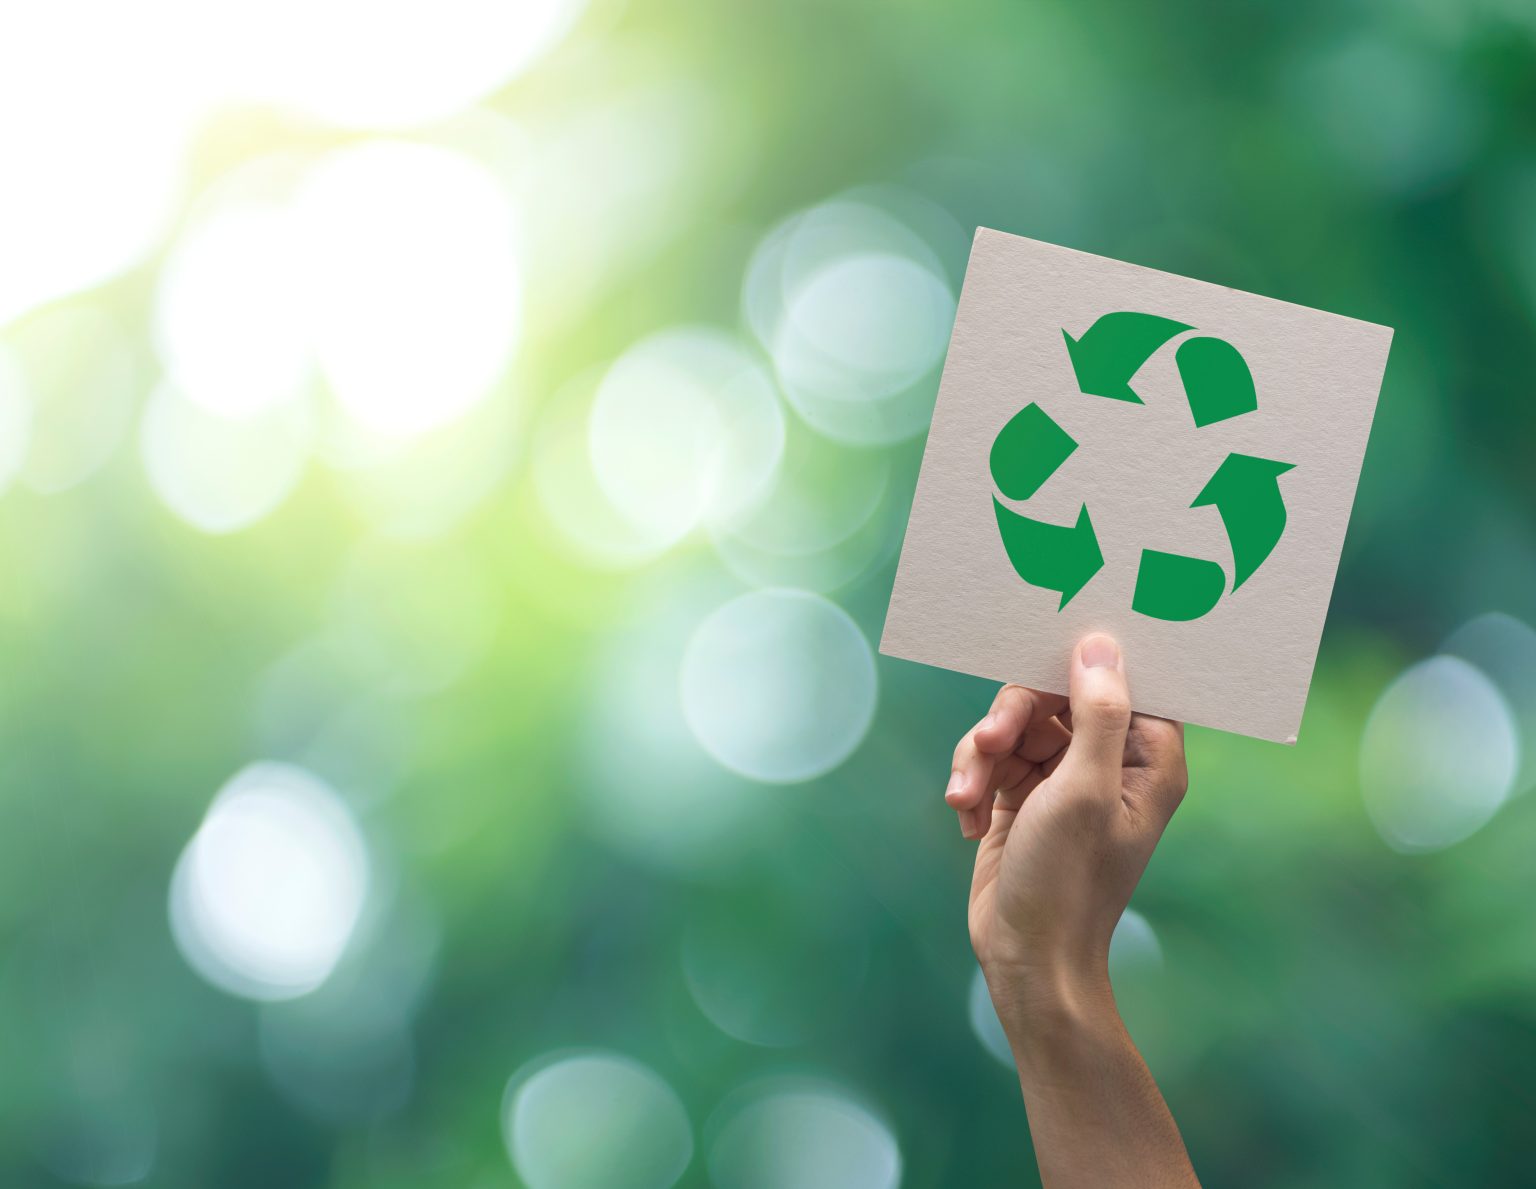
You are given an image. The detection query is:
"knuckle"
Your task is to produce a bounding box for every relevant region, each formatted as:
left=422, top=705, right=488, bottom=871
left=1083, top=690, right=1131, bottom=728
left=997, top=684, right=1036, bottom=717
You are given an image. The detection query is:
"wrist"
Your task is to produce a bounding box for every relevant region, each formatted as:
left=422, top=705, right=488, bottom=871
left=981, top=955, right=1120, bottom=1069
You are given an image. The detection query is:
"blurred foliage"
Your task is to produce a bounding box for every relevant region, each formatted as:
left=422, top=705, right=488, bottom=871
left=2, top=0, right=1536, bottom=1186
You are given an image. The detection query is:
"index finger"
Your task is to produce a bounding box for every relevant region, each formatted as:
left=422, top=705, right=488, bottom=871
left=948, top=684, right=1068, bottom=825
left=972, top=684, right=1069, bottom=755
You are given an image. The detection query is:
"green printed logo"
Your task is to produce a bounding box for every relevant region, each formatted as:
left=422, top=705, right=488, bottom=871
left=990, top=311, right=1294, bottom=621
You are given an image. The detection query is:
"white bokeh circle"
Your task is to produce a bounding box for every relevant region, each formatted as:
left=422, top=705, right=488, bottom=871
left=1442, top=611, right=1536, bottom=795
left=291, top=139, right=522, bottom=438
left=776, top=252, right=954, bottom=400
left=582, top=589, right=774, bottom=874
left=503, top=1050, right=692, bottom=1189
left=533, top=370, right=680, bottom=569
left=1108, top=908, right=1164, bottom=983
left=744, top=193, right=958, bottom=445
left=707, top=1080, right=900, bottom=1189
left=0, top=0, right=190, bottom=326
left=155, top=198, right=312, bottom=420
left=707, top=423, right=902, bottom=593
left=224, top=0, right=585, bottom=129
left=139, top=382, right=310, bottom=533
left=968, top=968, right=1013, bottom=1069
left=169, top=763, right=370, bottom=1001
left=1359, top=655, right=1518, bottom=853
left=589, top=327, right=784, bottom=546
left=680, top=589, right=877, bottom=783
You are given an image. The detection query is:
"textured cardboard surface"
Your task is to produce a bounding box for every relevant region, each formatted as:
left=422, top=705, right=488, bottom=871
left=879, top=229, right=1393, bottom=743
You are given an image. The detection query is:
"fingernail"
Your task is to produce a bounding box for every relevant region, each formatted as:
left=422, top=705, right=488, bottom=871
left=945, top=771, right=966, bottom=803
left=1080, top=634, right=1119, bottom=669
left=978, top=713, right=997, bottom=732
left=960, top=816, right=977, bottom=840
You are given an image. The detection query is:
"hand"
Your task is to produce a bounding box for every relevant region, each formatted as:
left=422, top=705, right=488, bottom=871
left=948, top=634, right=1199, bottom=1188
left=946, top=634, right=1188, bottom=992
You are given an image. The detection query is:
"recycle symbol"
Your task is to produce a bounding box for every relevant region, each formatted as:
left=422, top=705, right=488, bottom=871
left=990, top=311, right=1295, bottom=621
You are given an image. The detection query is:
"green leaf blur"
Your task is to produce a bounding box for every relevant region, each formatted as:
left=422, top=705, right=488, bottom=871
left=1, top=0, right=1533, bottom=1186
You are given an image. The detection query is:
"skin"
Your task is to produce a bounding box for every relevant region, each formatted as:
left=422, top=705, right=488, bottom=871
left=947, top=632, right=1200, bottom=1189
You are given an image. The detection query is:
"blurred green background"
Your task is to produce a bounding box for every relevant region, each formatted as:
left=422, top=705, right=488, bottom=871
left=2, top=0, right=1535, bottom=1185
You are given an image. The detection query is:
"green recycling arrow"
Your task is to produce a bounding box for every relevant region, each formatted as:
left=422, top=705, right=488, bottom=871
left=992, top=500, right=1103, bottom=610
left=1131, top=549, right=1226, bottom=621
left=1192, top=452, right=1295, bottom=589
left=990, top=311, right=1295, bottom=621
left=990, top=402, right=1077, bottom=501
left=1063, top=311, right=1190, bottom=404
left=1176, top=336, right=1258, bottom=428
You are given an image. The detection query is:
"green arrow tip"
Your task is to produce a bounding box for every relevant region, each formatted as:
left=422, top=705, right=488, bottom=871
left=1191, top=454, right=1295, bottom=507
left=1062, top=329, right=1142, bottom=405
left=1191, top=453, right=1295, bottom=591
left=1058, top=504, right=1103, bottom=609
left=992, top=499, right=1104, bottom=610
left=1062, top=312, right=1191, bottom=405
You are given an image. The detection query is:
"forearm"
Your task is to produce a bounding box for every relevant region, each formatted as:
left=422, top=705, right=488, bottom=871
left=987, top=964, right=1200, bottom=1189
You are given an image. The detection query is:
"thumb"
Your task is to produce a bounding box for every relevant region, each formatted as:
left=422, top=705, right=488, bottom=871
left=1059, top=633, right=1132, bottom=789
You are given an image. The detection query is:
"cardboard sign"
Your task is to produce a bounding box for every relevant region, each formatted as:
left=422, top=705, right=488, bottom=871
left=880, top=229, right=1392, bottom=743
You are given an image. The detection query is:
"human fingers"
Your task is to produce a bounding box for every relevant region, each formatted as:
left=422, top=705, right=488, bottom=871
left=947, top=686, right=1065, bottom=813
left=1126, top=713, right=1183, bottom=770
left=965, top=749, right=1058, bottom=840
left=947, top=730, right=999, bottom=817
left=1018, top=713, right=1072, bottom=763
left=968, top=800, right=1013, bottom=922
left=972, top=685, right=1068, bottom=755
left=963, top=715, right=1070, bottom=836
left=1123, top=714, right=1188, bottom=828
left=953, top=755, right=1033, bottom=840
left=1055, top=633, right=1133, bottom=792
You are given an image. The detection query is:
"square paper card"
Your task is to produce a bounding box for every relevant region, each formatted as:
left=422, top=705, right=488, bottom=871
left=880, top=229, right=1393, bottom=743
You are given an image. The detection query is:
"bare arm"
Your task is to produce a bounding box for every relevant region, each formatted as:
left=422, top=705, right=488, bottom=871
left=947, top=634, right=1199, bottom=1189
